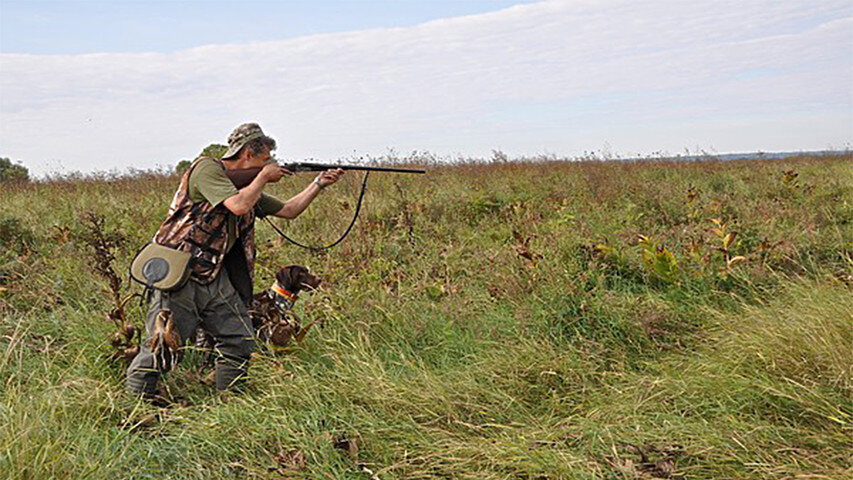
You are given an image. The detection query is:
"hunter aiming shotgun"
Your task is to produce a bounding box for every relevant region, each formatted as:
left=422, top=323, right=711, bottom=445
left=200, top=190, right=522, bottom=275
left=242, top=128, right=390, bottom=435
left=225, top=160, right=426, bottom=250
left=225, top=161, right=426, bottom=188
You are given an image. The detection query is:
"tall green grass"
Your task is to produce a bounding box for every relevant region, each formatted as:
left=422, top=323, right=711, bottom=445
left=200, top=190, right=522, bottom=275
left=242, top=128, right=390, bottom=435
left=1, top=155, right=851, bottom=478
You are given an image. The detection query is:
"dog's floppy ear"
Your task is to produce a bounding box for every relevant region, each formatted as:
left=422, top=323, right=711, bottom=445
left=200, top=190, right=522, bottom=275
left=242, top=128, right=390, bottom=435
left=277, top=265, right=320, bottom=293
left=275, top=265, right=295, bottom=289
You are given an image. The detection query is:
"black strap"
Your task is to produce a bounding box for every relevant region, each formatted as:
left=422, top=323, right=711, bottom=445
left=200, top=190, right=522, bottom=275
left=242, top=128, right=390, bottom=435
left=157, top=288, right=171, bottom=311
left=263, top=171, right=370, bottom=251
left=223, top=240, right=253, bottom=306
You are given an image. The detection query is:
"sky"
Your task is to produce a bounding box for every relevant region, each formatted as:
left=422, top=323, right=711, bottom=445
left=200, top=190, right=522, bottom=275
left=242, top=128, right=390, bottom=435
left=1, top=0, right=851, bottom=176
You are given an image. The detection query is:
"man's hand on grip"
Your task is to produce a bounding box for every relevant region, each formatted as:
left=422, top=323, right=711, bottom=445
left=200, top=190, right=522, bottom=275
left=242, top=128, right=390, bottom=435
left=261, top=163, right=293, bottom=184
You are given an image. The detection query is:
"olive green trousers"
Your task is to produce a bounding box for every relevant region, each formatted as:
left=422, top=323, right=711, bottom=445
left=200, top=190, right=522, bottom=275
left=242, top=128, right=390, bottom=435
left=126, top=268, right=255, bottom=396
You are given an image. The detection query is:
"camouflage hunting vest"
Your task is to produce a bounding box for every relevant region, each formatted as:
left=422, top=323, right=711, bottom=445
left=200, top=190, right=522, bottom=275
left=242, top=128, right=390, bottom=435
left=153, top=157, right=256, bottom=286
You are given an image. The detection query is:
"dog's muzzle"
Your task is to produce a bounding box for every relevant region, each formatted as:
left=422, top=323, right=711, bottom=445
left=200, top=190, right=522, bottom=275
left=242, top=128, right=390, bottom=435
left=270, top=282, right=297, bottom=311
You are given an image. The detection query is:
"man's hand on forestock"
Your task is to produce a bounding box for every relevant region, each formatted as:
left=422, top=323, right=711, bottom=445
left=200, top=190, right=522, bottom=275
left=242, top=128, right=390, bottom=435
left=315, top=168, right=345, bottom=188
left=261, top=163, right=293, bottom=184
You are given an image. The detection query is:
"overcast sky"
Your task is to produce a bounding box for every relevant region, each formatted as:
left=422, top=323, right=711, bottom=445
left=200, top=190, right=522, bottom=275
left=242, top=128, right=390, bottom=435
left=1, top=0, right=851, bottom=176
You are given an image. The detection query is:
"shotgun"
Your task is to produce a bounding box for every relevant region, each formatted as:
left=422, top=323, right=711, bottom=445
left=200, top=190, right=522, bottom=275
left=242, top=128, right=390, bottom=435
left=225, top=161, right=426, bottom=188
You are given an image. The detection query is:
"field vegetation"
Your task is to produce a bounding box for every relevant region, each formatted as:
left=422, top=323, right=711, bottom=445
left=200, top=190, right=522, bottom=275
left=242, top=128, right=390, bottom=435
left=1, top=154, right=851, bottom=479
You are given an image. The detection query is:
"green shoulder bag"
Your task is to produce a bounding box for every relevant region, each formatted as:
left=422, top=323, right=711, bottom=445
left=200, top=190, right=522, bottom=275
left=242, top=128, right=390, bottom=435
left=130, top=242, right=193, bottom=291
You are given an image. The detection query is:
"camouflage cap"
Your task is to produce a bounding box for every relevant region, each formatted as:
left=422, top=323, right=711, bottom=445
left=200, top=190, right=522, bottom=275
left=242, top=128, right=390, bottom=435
left=222, top=122, right=266, bottom=160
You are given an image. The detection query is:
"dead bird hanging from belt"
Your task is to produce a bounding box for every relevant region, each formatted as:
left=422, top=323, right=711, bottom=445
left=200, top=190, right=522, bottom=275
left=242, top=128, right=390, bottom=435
left=150, top=309, right=182, bottom=372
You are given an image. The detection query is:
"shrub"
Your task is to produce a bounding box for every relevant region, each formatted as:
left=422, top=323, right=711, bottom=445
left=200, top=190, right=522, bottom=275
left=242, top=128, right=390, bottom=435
left=175, top=159, right=192, bottom=174
left=0, top=157, right=29, bottom=183
left=200, top=143, right=227, bottom=159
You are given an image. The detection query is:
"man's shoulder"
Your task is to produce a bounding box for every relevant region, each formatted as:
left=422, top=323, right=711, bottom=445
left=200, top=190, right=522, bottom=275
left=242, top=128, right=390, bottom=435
left=187, top=156, right=238, bottom=206
left=191, top=156, right=225, bottom=174
left=188, top=157, right=227, bottom=184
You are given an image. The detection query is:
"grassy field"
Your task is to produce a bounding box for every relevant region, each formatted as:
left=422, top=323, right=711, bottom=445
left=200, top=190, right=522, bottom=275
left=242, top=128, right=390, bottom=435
left=1, top=154, right=851, bottom=479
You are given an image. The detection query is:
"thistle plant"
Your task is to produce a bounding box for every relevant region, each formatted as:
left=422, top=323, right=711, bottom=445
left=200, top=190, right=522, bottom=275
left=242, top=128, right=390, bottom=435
left=79, top=212, right=140, bottom=363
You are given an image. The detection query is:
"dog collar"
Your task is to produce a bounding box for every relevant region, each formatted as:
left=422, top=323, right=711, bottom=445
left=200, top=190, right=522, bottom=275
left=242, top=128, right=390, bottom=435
left=270, top=282, right=297, bottom=311
left=271, top=282, right=297, bottom=301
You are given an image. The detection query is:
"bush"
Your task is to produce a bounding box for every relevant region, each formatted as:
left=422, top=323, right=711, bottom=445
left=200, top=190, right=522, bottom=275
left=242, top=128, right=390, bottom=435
left=0, top=157, right=29, bottom=183
left=175, top=159, right=192, bottom=174
left=200, top=143, right=227, bottom=159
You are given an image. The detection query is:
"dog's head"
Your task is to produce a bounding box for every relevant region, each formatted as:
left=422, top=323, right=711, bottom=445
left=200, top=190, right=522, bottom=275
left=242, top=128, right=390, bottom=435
left=275, top=265, right=321, bottom=295
left=270, top=265, right=321, bottom=311
left=269, top=265, right=320, bottom=313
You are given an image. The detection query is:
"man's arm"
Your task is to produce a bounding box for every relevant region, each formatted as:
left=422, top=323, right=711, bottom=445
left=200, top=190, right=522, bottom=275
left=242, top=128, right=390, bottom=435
left=223, top=163, right=290, bottom=216
left=273, top=169, right=344, bottom=219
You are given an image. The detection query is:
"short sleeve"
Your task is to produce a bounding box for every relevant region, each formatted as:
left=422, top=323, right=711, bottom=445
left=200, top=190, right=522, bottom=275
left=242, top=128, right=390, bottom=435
left=256, top=193, right=285, bottom=218
left=188, top=159, right=239, bottom=206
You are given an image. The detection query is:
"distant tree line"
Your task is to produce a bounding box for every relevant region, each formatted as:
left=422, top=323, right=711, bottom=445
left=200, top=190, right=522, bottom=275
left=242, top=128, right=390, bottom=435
left=1, top=144, right=229, bottom=182
left=0, top=157, right=29, bottom=183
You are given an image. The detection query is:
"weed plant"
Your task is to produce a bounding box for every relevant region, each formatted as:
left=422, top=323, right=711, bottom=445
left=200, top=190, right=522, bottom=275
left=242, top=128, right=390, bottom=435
left=0, top=154, right=851, bottom=479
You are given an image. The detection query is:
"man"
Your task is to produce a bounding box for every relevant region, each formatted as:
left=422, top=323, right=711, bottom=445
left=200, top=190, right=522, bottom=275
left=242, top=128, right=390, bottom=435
left=126, top=123, right=343, bottom=398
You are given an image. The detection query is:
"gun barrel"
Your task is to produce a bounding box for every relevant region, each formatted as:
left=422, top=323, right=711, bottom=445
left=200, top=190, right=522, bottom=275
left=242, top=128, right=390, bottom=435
left=283, top=162, right=426, bottom=174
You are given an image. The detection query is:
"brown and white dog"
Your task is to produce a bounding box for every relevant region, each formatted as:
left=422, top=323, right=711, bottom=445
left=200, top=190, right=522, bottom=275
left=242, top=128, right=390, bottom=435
left=192, top=265, right=322, bottom=360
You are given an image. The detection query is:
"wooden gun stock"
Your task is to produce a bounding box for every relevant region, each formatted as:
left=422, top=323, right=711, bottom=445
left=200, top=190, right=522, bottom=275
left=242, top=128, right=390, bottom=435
left=225, top=167, right=263, bottom=189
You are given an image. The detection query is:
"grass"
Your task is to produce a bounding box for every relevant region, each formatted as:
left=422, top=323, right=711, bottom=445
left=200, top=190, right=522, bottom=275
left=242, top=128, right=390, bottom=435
left=1, top=154, right=851, bottom=478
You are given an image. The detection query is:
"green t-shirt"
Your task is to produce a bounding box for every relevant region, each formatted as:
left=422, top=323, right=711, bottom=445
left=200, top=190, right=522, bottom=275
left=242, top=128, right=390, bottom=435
left=188, top=158, right=285, bottom=252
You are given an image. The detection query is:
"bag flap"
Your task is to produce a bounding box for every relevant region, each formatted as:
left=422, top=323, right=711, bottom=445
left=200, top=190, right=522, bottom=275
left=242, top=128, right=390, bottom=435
left=130, top=242, right=193, bottom=291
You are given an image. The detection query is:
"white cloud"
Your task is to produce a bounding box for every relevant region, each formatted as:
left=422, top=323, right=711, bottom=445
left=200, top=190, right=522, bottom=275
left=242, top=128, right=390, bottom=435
left=1, top=0, right=851, bottom=175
